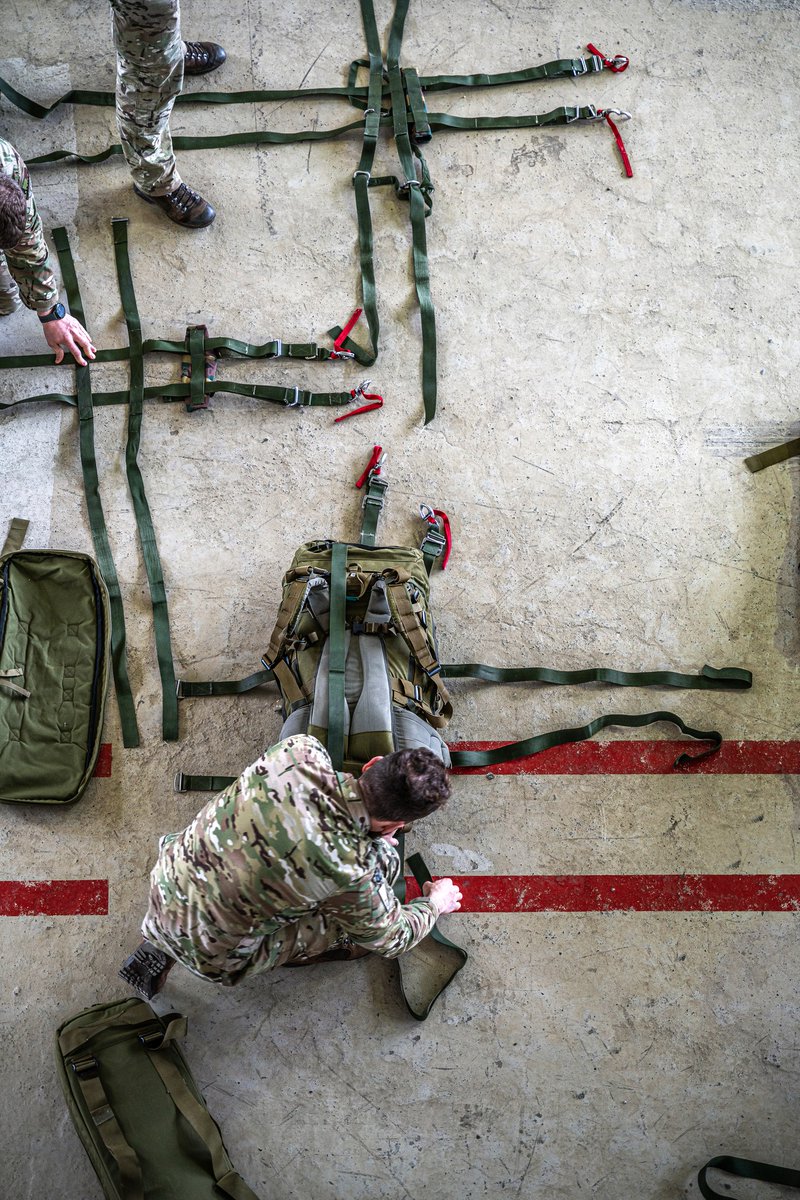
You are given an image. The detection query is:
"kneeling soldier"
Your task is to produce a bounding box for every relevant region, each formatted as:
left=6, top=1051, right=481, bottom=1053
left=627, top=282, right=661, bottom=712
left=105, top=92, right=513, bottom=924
left=120, top=735, right=462, bottom=996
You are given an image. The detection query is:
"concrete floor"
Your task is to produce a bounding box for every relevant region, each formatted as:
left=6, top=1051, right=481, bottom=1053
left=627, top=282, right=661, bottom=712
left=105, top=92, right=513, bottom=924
left=2, top=0, right=800, bottom=1196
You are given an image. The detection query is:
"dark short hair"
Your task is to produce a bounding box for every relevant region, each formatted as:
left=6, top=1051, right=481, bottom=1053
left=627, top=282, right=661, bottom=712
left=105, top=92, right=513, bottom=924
left=361, top=748, right=450, bottom=822
left=0, top=175, right=27, bottom=250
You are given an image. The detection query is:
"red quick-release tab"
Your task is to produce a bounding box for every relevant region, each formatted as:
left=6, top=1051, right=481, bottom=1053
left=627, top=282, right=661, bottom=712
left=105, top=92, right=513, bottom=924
left=587, top=42, right=630, bottom=72
left=332, top=307, right=363, bottom=357
left=421, top=505, right=452, bottom=569
left=356, top=445, right=383, bottom=489
left=601, top=109, right=633, bottom=177
left=334, top=379, right=384, bottom=424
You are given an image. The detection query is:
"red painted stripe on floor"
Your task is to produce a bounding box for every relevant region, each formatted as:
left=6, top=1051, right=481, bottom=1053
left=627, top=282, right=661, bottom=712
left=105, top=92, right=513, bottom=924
left=405, top=874, right=800, bottom=911
left=450, top=740, right=800, bottom=775
left=93, top=744, right=112, bottom=777
left=0, top=880, right=108, bottom=916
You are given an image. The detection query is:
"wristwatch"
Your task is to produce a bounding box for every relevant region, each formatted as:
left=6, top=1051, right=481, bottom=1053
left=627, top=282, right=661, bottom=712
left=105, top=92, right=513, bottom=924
left=38, top=302, right=66, bottom=324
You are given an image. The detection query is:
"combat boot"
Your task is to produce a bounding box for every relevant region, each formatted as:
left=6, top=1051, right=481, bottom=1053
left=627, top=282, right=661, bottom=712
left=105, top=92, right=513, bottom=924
left=283, top=939, right=371, bottom=967
left=183, top=41, right=227, bottom=76
left=119, top=939, right=176, bottom=999
left=133, top=182, right=216, bottom=229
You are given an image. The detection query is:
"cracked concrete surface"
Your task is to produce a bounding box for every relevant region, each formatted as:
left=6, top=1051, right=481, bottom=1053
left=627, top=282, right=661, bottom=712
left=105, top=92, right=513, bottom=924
left=1, top=0, right=799, bottom=1197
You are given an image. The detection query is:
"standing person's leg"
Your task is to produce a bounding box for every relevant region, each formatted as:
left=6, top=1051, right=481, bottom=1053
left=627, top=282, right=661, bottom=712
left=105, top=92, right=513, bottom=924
left=110, top=0, right=216, bottom=227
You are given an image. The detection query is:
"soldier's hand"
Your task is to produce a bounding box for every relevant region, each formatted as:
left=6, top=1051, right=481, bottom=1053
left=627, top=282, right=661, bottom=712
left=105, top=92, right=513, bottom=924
left=423, top=878, right=462, bottom=914
left=42, top=314, right=97, bottom=367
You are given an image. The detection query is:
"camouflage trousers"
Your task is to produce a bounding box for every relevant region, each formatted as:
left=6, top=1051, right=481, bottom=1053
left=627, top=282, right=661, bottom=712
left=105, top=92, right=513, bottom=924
left=110, top=0, right=183, bottom=195
left=141, top=837, right=401, bottom=987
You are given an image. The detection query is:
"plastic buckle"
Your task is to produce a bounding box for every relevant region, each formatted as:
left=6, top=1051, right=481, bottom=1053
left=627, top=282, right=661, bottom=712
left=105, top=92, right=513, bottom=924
left=71, top=1055, right=99, bottom=1080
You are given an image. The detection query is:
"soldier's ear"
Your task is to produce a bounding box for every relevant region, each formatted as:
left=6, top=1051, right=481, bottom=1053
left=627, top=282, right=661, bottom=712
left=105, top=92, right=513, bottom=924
left=361, top=756, right=384, bottom=774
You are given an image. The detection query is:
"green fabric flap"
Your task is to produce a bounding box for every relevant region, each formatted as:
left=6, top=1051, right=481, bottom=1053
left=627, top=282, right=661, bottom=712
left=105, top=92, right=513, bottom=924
left=0, top=550, right=110, bottom=804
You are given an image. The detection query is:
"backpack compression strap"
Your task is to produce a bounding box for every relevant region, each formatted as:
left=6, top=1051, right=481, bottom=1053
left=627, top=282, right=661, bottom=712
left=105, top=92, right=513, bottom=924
left=698, top=1156, right=800, bottom=1199
left=1, top=518, right=29, bottom=555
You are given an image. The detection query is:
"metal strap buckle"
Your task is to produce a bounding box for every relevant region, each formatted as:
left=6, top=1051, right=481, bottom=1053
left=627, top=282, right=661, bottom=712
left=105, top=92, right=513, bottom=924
left=173, top=771, right=187, bottom=793
left=71, top=1055, right=99, bottom=1080
left=286, top=386, right=302, bottom=408
left=273, top=339, right=283, bottom=358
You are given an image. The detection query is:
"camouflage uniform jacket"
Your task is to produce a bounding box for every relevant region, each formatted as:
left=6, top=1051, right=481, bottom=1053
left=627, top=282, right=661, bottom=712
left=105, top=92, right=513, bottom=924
left=0, top=139, right=58, bottom=313
left=146, top=735, right=438, bottom=979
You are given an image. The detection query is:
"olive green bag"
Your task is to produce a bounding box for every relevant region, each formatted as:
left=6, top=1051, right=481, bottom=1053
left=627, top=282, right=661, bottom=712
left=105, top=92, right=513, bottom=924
left=0, top=523, right=111, bottom=804
left=56, top=997, right=261, bottom=1200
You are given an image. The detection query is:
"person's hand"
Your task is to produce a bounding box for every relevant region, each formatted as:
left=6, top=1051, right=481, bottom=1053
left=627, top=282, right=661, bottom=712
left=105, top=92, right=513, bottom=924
left=423, top=878, right=462, bottom=914
left=42, top=314, right=96, bottom=367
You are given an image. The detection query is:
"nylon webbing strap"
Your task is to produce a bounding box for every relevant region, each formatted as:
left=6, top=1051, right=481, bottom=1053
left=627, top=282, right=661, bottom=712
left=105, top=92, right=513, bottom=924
left=71, top=1067, right=144, bottom=1200
left=176, top=668, right=275, bottom=698
left=391, top=832, right=467, bottom=1020
left=359, top=475, right=388, bottom=546
left=144, top=1050, right=260, bottom=1200
left=174, top=772, right=236, bottom=793
left=698, top=1156, right=800, bottom=1199
left=441, top=663, right=753, bottom=690
left=745, top=438, right=800, bottom=473
left=449, top=711, right=725, bottom=769
left=52, top=225, right=140, bottom=748
left=327, top=543, right=348, bottom=771
left=1, top=518, right=29, bottom=555
left=113, top=218, right=178, bottom=741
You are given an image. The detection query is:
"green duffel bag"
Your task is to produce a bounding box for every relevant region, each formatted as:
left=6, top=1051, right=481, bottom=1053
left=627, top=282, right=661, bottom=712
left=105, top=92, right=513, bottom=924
left=56, top=997, right=261, bottom=1200
left=0, top=531, right=110, bottom=804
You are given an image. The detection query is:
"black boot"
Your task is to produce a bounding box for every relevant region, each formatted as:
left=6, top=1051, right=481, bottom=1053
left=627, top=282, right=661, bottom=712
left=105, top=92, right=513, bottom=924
left=119, top=940, right=175, bottom=1000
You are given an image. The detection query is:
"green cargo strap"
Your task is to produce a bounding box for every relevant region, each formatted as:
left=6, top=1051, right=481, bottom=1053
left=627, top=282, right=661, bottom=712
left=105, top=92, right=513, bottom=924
left=186, top=324, right=208, bottom=411
left=52, top=226, right=140, bottom=749
left=112, top=218, right=178, bottom=741
left=70, top=1062, right=144, bottom=1200
left=745, top=437, right=800, bottom=473
left=449, top=711, right=724, bottom=769
left=143, top=1050, right=260, bottom=1200
left=393, top=835, right=470, bottom=1022
left=441, top=662, right=753, bottom=690
left=327, top=543, right=348, bottom=771
left=2, top=518, right=29, bottom=555
left=698, top=1156, right=800, bottom=1199
left=174, top=772, right=236, bottom=793
left=176, top=668, right=275, bottom=698
left=359, top=473, right=388, bottom=546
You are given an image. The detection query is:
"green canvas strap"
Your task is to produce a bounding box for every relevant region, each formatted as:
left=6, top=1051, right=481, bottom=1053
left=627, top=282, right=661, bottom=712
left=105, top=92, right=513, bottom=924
left=358, top=455, right=388, bottom=546
left=327, top=543, right=349, bottom=771
left=449, top=711, right=724, bottom=769
left=143, top=1050, right=261, bottom=1200
left=174, top=772, right=236, bottom=793
left=0, top=669, right=31, bottom=699
left=176, top=668, right=275, bottom=698
left=698, top=1156, right=800, bottom=1199
left=112, top=218, right=178, bottom=741
left=0, top=379, right=364, bottom=412
left=0, top=50, right=614, bottom=120
left=52, top=226, right=140, bottom=749
left=745, top=438, right=800, bottom=473
left=1, top=518, right=29, bottom=555
left=69, top=1060, right=144, bottom=1200
left=441, top=663, right=753, bottom=690
left=392, top=833, right=468, bottom=1020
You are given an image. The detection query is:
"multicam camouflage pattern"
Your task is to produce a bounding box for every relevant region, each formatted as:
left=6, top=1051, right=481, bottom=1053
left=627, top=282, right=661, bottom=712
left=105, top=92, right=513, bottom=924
left=0, top=138, right=58, bottom=313
left=110, top=0, right=183, bottom=195
left=142, top=735, right=438, bottom=985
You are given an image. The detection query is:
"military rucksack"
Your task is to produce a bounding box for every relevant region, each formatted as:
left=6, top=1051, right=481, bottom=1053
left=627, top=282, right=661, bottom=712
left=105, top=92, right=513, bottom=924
left=56, top=997, right=261, bottom=1200
left=0, top=520, right=111, bottom=805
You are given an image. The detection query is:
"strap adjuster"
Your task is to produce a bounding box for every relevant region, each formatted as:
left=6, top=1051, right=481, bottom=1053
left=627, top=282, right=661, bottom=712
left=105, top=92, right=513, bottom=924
left=173, top=771, right=187, bottom=793
left=71, top=1055, right=99, bottom=1080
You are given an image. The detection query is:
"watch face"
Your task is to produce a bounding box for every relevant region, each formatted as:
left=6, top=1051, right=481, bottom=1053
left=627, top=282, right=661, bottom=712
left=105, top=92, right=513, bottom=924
left=54, top=302, right=66, bottom=319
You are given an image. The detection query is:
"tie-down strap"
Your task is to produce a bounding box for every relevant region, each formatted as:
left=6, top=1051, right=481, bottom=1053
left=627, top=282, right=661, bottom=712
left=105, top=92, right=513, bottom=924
left=698, top=1156, right=800, bottom=1199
